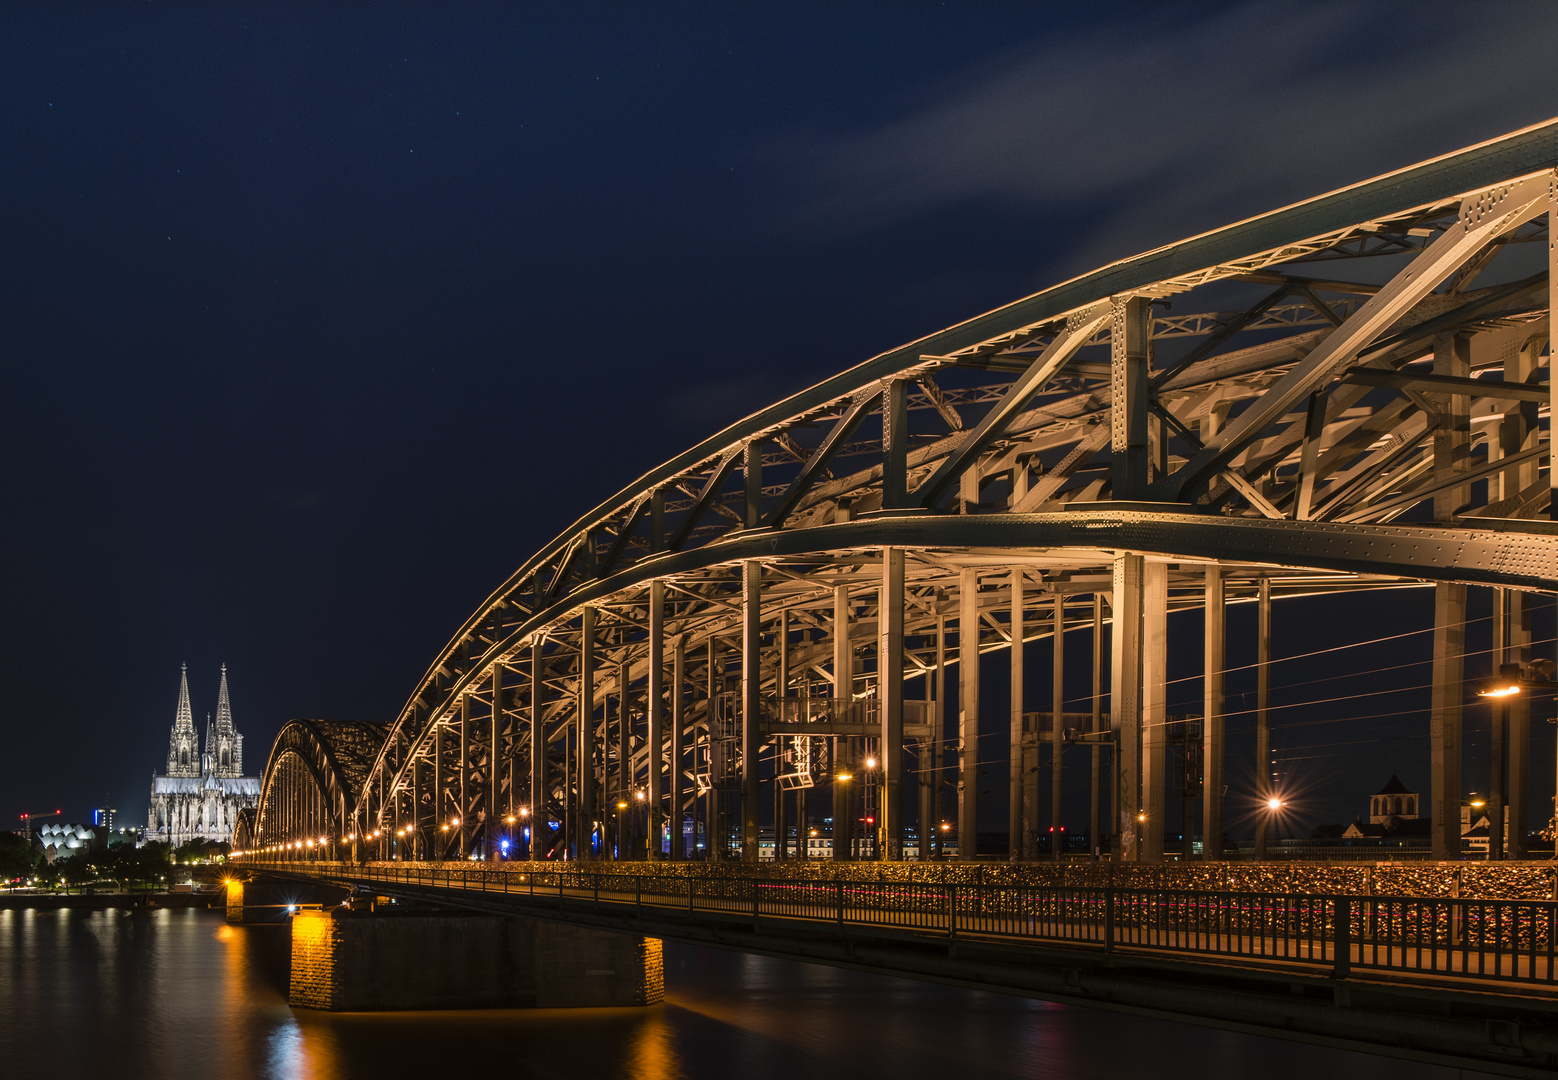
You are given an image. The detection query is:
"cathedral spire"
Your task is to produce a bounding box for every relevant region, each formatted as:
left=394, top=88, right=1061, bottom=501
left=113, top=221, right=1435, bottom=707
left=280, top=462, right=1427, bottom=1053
left=167, top=664, right=200, bottom=778
left=215, top=663, right=233, bottom=731
left=174, top=663, right=195, bottom=732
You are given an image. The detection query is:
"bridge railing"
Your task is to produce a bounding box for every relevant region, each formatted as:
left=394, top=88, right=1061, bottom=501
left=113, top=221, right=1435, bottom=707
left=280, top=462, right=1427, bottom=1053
left=263, top=861, right=1558, bottom=988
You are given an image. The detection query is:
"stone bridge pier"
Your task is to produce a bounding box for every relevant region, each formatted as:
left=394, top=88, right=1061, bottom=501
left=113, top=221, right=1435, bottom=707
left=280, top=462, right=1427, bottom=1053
left=287, top=906, right=662, bottom=1011
left=225, top=875, right=350, bottom=924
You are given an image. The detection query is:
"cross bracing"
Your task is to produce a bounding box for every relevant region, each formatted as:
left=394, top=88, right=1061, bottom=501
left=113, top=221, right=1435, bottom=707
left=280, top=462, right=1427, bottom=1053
left=244, top=120, right=1558, bottom=868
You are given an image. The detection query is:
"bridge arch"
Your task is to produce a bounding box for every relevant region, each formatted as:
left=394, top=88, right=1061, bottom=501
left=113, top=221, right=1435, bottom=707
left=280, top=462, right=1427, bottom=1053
left=247, top=119, right=1558, bottom=867
left=237, top=719, right=386, bottom=855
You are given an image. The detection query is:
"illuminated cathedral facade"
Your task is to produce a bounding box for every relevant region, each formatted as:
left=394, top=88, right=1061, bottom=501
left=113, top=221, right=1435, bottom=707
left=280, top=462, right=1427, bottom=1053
left=146, top=664, right=260, bottom=846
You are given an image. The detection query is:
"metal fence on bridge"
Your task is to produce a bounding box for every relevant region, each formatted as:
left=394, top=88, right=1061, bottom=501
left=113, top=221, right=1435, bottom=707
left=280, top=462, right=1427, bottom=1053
left=260, top=861, right=1558, bottom=989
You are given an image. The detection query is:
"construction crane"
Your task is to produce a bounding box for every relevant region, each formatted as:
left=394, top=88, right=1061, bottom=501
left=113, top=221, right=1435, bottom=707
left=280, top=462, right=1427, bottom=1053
left=18, top=809, right=62, bottom=844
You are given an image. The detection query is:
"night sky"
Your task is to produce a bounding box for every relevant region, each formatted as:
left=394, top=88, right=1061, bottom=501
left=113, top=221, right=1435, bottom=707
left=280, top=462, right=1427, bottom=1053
left=4, top=3, right=1556, bottom=834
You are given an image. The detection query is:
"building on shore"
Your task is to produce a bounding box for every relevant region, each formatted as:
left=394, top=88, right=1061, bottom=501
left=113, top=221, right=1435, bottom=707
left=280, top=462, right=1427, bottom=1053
left=146, top=664, right=260, bottom=847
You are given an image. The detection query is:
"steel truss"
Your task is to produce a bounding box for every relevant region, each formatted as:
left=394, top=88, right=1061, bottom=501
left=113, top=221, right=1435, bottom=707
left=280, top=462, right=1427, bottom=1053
left=248, top=120, right=1558, bottom=867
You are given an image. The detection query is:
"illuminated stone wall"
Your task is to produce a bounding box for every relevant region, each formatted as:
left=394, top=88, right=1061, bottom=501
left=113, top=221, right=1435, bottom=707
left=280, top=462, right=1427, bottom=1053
left=285, top=906, right=663, bottom=1011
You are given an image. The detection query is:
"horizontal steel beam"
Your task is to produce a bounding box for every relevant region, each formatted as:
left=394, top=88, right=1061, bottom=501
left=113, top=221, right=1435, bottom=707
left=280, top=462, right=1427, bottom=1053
left=1342, top=366, right=1550, bottom=402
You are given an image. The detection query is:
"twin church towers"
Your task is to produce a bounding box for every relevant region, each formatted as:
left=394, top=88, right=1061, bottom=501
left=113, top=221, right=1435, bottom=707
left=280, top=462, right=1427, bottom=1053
left=146, top=664, right=260, bottom=846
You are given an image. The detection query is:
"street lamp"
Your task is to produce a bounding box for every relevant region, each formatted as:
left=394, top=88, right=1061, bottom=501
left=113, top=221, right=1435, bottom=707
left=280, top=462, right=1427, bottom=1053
left=1477, top=662, right=1558, bottom=857
left=1478, top=663, right=1558, bottom=697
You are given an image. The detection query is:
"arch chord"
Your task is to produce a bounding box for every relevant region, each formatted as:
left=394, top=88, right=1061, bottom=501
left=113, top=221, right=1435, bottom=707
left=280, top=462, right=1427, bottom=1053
left=247, top=121, right=1558, bottom=867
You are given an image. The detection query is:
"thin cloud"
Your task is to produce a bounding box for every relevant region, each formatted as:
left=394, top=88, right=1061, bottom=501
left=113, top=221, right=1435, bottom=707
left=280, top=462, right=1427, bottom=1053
left=786, top=2, right=1558, bottom=275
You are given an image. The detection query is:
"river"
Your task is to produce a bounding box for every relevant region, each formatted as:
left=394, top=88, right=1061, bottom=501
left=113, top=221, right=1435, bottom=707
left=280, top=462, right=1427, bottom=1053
left=0, top=905, right=1496, bottom=1079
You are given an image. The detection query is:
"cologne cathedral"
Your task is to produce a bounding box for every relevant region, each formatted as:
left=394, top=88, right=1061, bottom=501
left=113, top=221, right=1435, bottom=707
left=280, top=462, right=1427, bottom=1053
left=146, top=664, right=260, bottom=846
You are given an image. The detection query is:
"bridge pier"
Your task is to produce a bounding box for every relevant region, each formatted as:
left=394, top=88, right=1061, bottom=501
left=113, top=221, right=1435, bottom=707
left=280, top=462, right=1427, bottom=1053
left=226, top=876, right=348, bottom=924
left=289, top=907, right=663, bottom=1011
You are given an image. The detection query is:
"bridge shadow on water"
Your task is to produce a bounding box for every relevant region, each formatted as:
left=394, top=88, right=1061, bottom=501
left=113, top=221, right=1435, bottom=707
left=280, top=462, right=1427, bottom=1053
left=0, top=906, right=1501, bottom=1080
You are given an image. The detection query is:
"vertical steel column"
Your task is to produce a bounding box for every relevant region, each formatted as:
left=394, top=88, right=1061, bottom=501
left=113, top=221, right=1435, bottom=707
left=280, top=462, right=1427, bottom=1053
left=647, top=580, right=665, bottom=860
left=1430, top=583, right=1467, bottom=861
left=833, top=583, right=851, bottom=702
left=706, top=637, right=718, bottom=859
left=1051, top=592, right=1064, bottom=860
left=934, top=608, right=947, bottom=858
left=1202, top=564, right=1225, bottom=860
left=919, top=669, right=934, bottom=862
left=460, top=694, right=470, bottom=857
left=1111, top=554, right=1144, bottom=862
left=1508, top=592, right=1532, bottom=858
left=1141, top=560, right=1168, bottom=863
left=1008, top=566, right=1026, bottom=861
left=618, top=660, right=631, bottom=808
left=578, top=607, right=596, bottom=860
left=775, top=609, right=790, bottom=861
left=1434, top=332, right=1472, bottom=520
left=833, top=581, right=851, bottom=862
left=671, top=634, right=685, bottom=860
left=1091, top=594, right=1103, bottom=858
left=741, top=560, right=761, bottom=863
left=1254, top=578, right=1272, bottom=860
left=434, top=718, right=445, bottom=859
left=880, top=546, right=905, bottom=861
left=745, top=441, right=763, bottom=528
left=1549, top=204, right=1556, bottom=520
left=882, top=379, right=909, bottom=510
left=530, top=638, right=545, bottom=862
left=1110, top=296, right=1151, bottom=500
left=412, top=751, right=424, bottom=861
left=1491, top=589, right=1507, bottom=861
left=488, top=667, right=501, bottom=861
left=958, top=567, right=980, bottom=860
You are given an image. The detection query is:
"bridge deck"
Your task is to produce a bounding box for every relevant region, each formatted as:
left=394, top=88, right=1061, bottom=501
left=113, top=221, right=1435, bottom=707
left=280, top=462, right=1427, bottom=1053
left=247, top=861, right=1558, bottom=1076
left=258, top=860, right=1558, bottom=992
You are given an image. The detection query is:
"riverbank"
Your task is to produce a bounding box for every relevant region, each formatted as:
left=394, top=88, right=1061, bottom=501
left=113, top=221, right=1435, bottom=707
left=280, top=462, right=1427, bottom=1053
left=0, top=890, right=221, bottom=911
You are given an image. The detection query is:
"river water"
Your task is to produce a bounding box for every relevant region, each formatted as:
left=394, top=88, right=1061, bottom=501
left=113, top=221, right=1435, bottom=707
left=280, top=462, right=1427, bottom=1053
left=0, top=905, right=1497, bottom=1080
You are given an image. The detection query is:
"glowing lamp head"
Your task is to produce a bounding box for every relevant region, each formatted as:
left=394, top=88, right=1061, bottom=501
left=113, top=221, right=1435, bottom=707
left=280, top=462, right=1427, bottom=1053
left=865, top=757, right=876, bottom=769
left=836, top=773, right=852, bottom=782
left=1266, top=797, right=1283, bottom=811
left=617, top=801, right=629, bottom=810
left=1479, top=684, right=1521, bottom=698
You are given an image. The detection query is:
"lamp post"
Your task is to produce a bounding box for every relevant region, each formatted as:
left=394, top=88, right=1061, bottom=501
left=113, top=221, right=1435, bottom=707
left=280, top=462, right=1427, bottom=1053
left=1478, top=664, right=1558, bottom=855
left=834, top=771, right=853, bottom=861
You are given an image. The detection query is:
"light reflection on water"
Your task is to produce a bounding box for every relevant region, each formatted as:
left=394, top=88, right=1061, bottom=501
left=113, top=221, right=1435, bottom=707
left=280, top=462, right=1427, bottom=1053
left=0, top=906, right=1496, bottom=1080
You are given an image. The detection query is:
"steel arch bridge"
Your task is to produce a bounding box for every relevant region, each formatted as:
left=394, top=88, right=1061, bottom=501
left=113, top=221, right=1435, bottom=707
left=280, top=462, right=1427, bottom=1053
left=241, top=120, right=1558, bottom=871
left=234, top=719, right=387, bottom=854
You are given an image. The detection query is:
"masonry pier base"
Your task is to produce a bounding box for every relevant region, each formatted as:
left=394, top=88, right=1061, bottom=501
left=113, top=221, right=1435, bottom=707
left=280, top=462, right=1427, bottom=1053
left=287, top=907, right=664, bottom=1011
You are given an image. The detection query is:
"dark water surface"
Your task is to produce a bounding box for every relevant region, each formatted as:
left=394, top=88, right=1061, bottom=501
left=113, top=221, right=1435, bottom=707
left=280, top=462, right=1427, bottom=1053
left=0, top=906, right=1496, bottom=1080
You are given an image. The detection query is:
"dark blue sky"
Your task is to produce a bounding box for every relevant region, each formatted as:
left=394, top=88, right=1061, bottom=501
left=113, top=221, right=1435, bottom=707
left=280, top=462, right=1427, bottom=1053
left=2, top=3, right=1554, bottom=832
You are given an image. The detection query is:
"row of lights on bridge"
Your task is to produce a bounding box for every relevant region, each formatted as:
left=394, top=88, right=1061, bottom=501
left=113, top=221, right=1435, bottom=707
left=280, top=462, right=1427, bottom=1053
left=238, top=809, right=550, bottom=856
